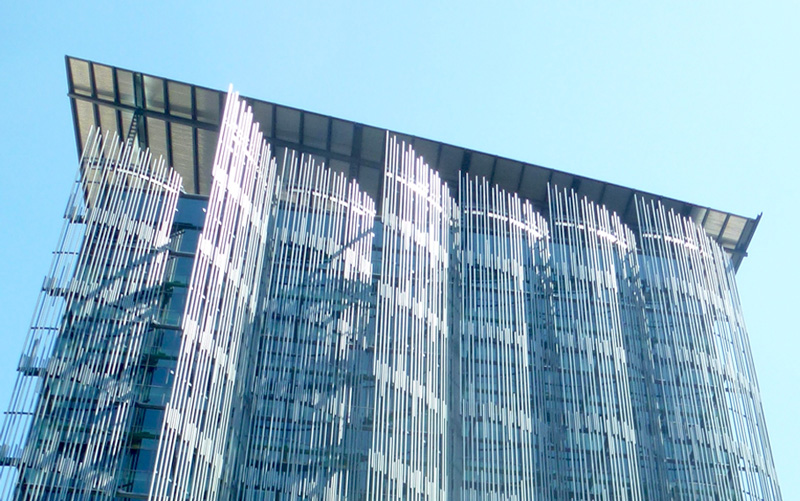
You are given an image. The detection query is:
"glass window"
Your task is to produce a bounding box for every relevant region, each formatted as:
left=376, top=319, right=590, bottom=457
left=174, top=196, right=207, bottom=228
left=169, top=228, right=201, bottom=254
left=165, top=255, right=194, bottom=286
left=159, top=285, right=188, bottom=326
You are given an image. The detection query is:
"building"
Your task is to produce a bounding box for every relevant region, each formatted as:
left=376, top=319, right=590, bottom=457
left=0, top=56, right=781, bottom=499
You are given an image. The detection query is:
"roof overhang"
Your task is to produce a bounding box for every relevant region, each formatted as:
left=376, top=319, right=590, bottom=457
left=65, top=56, right=760, bottom=271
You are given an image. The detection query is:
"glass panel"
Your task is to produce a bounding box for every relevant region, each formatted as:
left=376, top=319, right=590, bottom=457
left=121, top=438, right=159, bottom=494
left=173, top=197, right=206, bottom=227
left=141, top=408, right=165, bottom=434
left=149, top=328, right=182, bottom=358
left=158, top=285, right=188, bottom=326
left=169, top=227, right=202, bottom=254
left=165, top=255, right=194, bottom=286
left=140, top=357, right=177, bottom=405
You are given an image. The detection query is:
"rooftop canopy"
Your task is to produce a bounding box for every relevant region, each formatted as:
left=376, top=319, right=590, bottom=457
left=65, top=56, right=759, bottom=270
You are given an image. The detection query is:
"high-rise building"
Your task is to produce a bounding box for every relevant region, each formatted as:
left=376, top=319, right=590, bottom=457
left=0, top=56, right=781, bottom=500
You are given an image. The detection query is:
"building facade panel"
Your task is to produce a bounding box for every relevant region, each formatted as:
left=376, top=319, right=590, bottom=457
left=150, top=90, right=276, bottom=500
left=0, top=60, right=782, bottom=500
left=636, top=199, right=781, bottom=500
left=0, top=129, right=181, bottom=499
left=459, top=176, right=548, bottom=500
left=366, top=137, right=459, bottom=500
left=228, top=153, right=375, bottom=499
left=547, top=188, right=644, bottom=499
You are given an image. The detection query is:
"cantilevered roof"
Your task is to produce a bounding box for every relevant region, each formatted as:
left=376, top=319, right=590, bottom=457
left=65, top=56, right=759, bottom=270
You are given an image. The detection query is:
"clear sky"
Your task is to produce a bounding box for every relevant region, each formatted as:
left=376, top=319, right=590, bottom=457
left=1, top=1, right=797, bottom=496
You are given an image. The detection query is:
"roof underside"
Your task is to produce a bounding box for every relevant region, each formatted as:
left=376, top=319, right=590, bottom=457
left=65, top=56, right=759, bottom=271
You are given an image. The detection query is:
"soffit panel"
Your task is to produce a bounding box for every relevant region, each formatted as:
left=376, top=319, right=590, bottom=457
left=517, top=165, right=550, bottom=204
left=492, top=159, right=522, bottom=195
left=330, top=119, right=353, bottom=155
left=303, top=113, right=329, bottom=150
left=360, top=127, right=385, bottom=163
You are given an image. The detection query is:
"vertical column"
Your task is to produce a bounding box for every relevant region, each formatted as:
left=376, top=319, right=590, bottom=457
left=459, top=176, right=548, bottom=499
left=230, top=153, right=375, bottom=499
left=547, top=187, right=643, bottom=499
left=150, top=89, right=276, bottom=500
left=366, top=136, right=458, bottom=500
left=636, top=199, right=782, bottom=501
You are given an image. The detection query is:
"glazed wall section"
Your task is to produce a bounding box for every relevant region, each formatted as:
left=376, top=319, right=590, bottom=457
left=365, top=138, right=459, bottom=500
left=546, top=190, right=645, bottom=499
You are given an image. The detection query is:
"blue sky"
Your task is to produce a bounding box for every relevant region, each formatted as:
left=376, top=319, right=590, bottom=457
left=1, top=1, right=797, bottom=496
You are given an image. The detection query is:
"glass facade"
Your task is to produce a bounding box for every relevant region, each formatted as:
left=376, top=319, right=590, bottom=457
left=0, top=61, right=782, bottom=500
